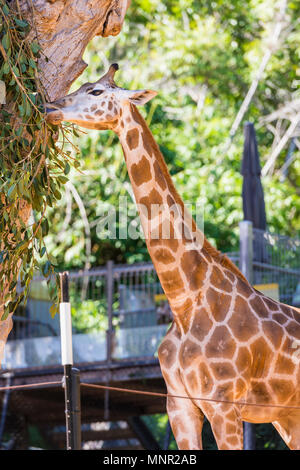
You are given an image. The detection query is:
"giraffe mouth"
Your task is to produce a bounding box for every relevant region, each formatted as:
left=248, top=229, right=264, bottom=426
left=45, top=107, right=64, bottom=125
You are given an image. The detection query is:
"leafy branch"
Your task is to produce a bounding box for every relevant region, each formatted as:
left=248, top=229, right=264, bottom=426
left=0, top=1, right=79, bottom=320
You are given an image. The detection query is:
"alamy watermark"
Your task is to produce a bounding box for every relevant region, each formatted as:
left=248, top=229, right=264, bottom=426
left=94, top=196, right=205, bottom=245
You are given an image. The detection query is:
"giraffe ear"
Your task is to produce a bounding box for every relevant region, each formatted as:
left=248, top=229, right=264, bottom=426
left=128, top=90, right=157, bottom=105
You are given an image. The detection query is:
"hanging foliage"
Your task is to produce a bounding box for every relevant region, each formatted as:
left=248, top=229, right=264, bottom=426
left=0, top=1, right=79, bottom=320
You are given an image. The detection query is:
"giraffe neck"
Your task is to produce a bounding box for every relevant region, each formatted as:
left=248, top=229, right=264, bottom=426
left=116, top=104, right=246, bottom=333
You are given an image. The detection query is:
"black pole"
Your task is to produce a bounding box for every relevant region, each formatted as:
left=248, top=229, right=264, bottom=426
left=60, top=271, right=69, bottom=303
left=63, top=366, right=81, bottom=450
left=0, top=373, right=12, bottom=447
left=104, top=261, right=114, bottom=421
left=243, top=422, right=256, bottom=450
left=60, top=272, right=81, bottom=450
left=163, top=420, right=172, bottom=450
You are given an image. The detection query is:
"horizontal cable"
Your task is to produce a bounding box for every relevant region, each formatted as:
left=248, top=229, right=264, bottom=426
left=80, top=382, right=300, bottom=411
left=1, top=379, right=299, bottom=411
left=0, top=381, right=61, bottom=392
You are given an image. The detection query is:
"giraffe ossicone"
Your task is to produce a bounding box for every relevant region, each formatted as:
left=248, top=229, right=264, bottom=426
left=46, top=65, right=300, bottom=450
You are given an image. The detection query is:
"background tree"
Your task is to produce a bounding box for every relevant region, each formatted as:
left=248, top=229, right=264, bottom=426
left=45, top=0, right=300, bottom=272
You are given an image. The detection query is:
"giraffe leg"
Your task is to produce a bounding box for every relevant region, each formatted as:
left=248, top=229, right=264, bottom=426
left=200, top=404, right=243, bottom=450
left=167, top=395, right=204, bottom=450
left=273, top=413, right=300, bottom=450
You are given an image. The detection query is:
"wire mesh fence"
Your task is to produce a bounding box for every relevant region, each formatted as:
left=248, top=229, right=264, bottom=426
left=252, top=228, right=300, bottom=306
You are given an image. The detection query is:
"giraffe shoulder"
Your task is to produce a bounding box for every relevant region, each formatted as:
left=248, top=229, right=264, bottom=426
left=158, top=322, right=181, bottom=368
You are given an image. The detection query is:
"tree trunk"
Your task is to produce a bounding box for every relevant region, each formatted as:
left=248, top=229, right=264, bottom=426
left=0, top=0, right=129, bottom=365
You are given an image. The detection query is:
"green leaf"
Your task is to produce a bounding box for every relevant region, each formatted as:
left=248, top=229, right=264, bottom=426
left=3, top=62, right=10, bottom=75
left=58, top=176, right=69, bottom=184
left=40, top=246, right=46, bottom=257
left=7, top=183, right=16, bottom=199
left=30, top=42, right=41, bottom=55
left=49, top=304, right=58, bottom=318
left=2, top=34, right=10, bottom=51
left=41, top=218, right=49, bottom=236
left=28, top=58, right=36, bottom=69
left=1, top=310, right=9, bottom=321
left=18, top=104, right=25, bottom=116
left=43, top=260, right=51, bottom=277
left=2, top=4, right=10, bottom=15
left=64, top=162, right=71, bottom=175
left=14, top=18, right=28, bottom=28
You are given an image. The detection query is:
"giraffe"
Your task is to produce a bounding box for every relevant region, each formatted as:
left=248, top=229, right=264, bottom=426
left=46, top=64, right=300, bottom=450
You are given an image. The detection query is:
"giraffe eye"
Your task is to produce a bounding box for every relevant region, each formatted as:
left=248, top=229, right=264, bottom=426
left=89, top=89, right=104, bottom=96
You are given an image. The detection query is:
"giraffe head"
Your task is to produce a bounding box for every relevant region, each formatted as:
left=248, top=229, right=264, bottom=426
left=45, top=64, right=157, bottom=131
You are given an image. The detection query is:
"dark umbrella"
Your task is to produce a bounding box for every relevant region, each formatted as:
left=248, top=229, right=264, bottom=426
left=241, top=122, right=267, bottom=265
left=241, top=122, right=267, bottom=450
left=241, top=122, right=266, bottom=230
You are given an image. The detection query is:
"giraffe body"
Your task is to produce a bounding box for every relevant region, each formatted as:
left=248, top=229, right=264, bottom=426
left=46, top=65, right=300, bottom=450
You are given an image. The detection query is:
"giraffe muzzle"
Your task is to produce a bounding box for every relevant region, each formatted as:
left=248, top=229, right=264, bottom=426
left=45, top=104, right=64, bottom=125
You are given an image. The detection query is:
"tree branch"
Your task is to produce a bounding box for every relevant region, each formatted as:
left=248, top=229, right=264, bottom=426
left=261, top=111, right=300, bottom=176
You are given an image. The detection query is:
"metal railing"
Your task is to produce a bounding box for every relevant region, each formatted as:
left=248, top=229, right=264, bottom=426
left=4, top=225, right=299, bottom=370
left=240, top=222, right=300, bottom=307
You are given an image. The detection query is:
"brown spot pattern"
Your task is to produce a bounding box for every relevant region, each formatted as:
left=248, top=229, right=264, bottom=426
left=179, top=339, right=202, bottom=369
left=286, top=321, right=300, bottom=340
left=251, top=381, right=271, bottom=404
left=250, top=337, right=272, bottom=378
left=181, top=250, right=207, bottom=290
left=158, top=339, right=177, bottom=368
left=154, top=248, right=175, bottom=265
left=210, top=362, right=236, bottom=380
left=186, top=370, right=198, bottom=392
left=269, top=379, right=294, bottom=402
left=153, top=161, right=167, bottom=190
left=140, top=188, right=163, bottom=214
left=264, top=297, right=280, bottom=311
left=126, top=128, right=139, bottom=150
left=191, top=307, right=213, bottom=342
left=173, top=298, right=193, bottom=333
left=274, top=354, right=295, bottom=375
left=273, top=313, right=288, bottom=325
left=228, top=295, right=259, bottom=342
left=160, top=268, right=184, bottom=298
left=210, top=266, right=232, bottom=293
left=262, top=320, right=284, bottom=348
left=206, top=287, right=231, bottom=322
left=236, top=278, right=253, bottom=297
left=249, top=295, right=269, bottom=318
left=224, top=269, right=235, bottom=283
left=236, top=347, right=251, bottom=375
left=206, top=326, right=236, bottom=359
left=130, top=155, right=152, bottom=186
left=199, top=362, right=213, bottom=394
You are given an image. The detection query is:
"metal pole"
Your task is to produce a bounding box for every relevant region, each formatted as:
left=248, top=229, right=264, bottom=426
left=106, top=260, right=114, bottom=364
left=104, top=261, right=114, bottom=420
left=0, top=373, right=12, bottom=447
left=163, top=420, right=172, bottom=450
left=239, top=220, right=253, bottom=284
left=239, top=221, right=256, bottom=450
left=60, top=272, right=81, bottom=450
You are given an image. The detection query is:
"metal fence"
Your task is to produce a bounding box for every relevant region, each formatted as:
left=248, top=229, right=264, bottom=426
left=252, top=228, right=300, bottom=306
left=3, top=224, right=299, bottom=370
left=239, top=222, right=300, bottom=307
